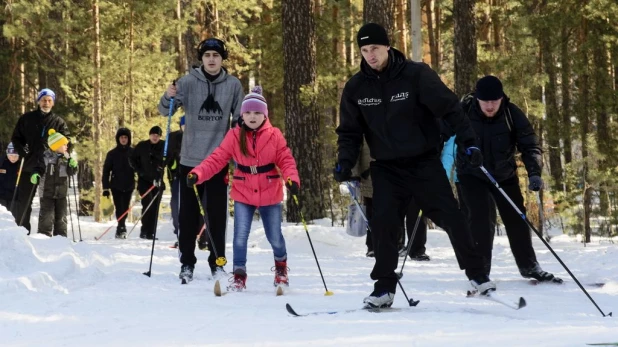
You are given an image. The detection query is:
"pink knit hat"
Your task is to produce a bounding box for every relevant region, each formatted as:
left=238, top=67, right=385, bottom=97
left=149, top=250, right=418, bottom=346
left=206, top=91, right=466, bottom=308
left=240, top=86, right=268, bottom=117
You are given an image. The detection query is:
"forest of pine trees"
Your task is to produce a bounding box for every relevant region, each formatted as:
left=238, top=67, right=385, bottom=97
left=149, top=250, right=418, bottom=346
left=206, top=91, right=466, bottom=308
left=1, top=0, right=616, bottom=241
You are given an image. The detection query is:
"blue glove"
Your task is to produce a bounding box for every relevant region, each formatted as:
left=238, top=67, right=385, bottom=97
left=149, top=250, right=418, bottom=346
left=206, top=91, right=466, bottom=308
left=529, top=175, right=543, bottom=191
left=465, top=147, right=483, bottom=168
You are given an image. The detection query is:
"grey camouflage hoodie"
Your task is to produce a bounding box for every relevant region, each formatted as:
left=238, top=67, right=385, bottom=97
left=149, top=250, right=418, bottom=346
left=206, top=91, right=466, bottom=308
left=158, top=67, right=244, bottom=167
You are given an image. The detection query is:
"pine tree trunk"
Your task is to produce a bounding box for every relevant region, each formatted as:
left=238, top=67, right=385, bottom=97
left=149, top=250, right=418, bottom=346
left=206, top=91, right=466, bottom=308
left=410, top=0, right=422, bottom=61
left=560, top=25, right=573, bottom=168
left=395, top=0, right=407, bottom=54
left=92, top=0, right=103, bottom=222
left=282, top=0, right=325, bottom=221
left=426, top=0, right=436, bottom=67
left=128, top=2, right=134, bottom=126
left=453, top=0, right=476, bottom=97
left=538, top=21, right=563, bottom=192
left=578, top=17, right=592, bottom=243
left=363, top=0, right=395, bottom=35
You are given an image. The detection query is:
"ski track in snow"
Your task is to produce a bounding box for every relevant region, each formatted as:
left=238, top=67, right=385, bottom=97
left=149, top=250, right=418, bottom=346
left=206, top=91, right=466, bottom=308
left=0, top=200, right=617, bottom=347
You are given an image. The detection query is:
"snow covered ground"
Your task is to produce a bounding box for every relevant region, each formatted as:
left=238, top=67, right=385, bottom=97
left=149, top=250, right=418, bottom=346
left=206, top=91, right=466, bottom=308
left=1, top=199, right=617, bottom=347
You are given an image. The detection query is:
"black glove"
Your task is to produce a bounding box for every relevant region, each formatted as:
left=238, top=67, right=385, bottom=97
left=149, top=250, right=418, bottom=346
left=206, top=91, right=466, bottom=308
left=187, top=173, right=198, bottom=187
left=286, top=180, right=300, bottom=195
left=465, top=147, right=483, bottom=169
left=529, top=175, right=543, bottom=191
left=102, top=189, right=110, bottom=198
left=333, top=163, right=352, bottom=183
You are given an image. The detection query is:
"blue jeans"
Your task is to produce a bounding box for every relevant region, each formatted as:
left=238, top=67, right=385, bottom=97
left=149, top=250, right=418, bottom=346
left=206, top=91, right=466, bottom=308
left=233, top=201, right=286, bottom=272
left=170, top=177, right=180, bottom=235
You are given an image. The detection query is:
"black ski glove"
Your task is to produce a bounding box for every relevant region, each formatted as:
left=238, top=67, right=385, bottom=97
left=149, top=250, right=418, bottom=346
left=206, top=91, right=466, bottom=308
left=102, top=189, right=110, bottom=198
left=286, top=180, right=300, bottom=195
left=333, top=163, right=352, bottom=183
left=465, top=147, right=483, bottom=169
left=187, top=173, right=198, bottom=187
left=529, top=175, right=543, bottom=191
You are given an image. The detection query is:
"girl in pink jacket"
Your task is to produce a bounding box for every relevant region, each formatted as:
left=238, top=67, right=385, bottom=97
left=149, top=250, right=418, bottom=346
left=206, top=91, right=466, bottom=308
left=189, top=86, right=300, bottom=292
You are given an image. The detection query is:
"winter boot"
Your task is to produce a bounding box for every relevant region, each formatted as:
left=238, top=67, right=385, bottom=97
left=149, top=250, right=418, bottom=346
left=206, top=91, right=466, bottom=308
left=211, top=266, right=227, bottom=280
left=521, top=264, right=563, bottom=283
left=408, top=252, right=431, bottom=261
left=115, top=226, right=127, bottom=239
left=470, top=274, right=496, bottom=295
left=366, top=250, right=375, bottom=258
left=273, top=260, right=289, bottom=287
left=197, top=233, right=209, bottom=251
left=227, top=268, right=247, bottom=292
left=363, top=291, right=395, bottom=308
left=139, top=231, right=147, bottom=239
left=179, top=264, right=194, bottom=283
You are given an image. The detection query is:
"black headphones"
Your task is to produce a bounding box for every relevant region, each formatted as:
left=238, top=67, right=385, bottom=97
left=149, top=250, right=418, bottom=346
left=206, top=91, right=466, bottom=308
left=197, top=38, right=228, bottom=60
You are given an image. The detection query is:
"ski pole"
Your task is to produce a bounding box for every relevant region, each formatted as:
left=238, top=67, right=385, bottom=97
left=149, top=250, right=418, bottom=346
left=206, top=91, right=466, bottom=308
left=189, top=175, right=226, bottom=267
left=143, top=193, right=163, bottom=277
left=398, top=209, right=423, bottom=277
left=126, top=189, right=162, bottom=238
left=9, top=157, right=25, bottom=213
left=66, top=191, right=76, bottom=242
left=479, top=165, right=611, bottom=317
left=290, top=179, right=333, bottom=296
left=71, top=175, right=83, bottom=241
left=95, top=185, right=155, bottom=240
left=19, top=182, right=37, bottom=236
left=345, top=181, right=419, bottom=306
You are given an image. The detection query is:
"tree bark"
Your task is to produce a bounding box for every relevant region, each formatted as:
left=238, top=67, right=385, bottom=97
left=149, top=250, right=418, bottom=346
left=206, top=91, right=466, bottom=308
left=395, top=0, right=407, bottom=54
left=282, top=0, right=325, bottom=221
left=538, top=18, right=563, bottom=192
left=92, top=0, right=103, bottom=222
left=578, top=17, right=592, bottom=243
left=363, top=0, right=396, bottom=35
left=453, top=0, right=477, bottom=97
left=410, top=0, right=422, bottom=61
left=560, top=25, right=573, bottom=168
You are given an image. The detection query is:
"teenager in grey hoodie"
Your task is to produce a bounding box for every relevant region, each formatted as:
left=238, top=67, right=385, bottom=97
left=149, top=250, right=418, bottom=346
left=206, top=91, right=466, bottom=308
left=158, top=38, right=244, bottom=282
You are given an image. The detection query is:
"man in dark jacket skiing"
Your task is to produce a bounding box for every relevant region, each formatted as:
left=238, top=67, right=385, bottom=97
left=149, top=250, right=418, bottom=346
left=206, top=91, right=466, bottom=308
left=130, top=126, right=165, bottom=240
left=158, top=38, right=243, bottom=282
left=335, top=23, right=494, bottom=308
left=11, top=88, right=70, bottom=232
left=456, top=76, right=561, bottom=283
left=0, top=143, right=21, bottom=215
left=102, top=128, right=135, bottom=239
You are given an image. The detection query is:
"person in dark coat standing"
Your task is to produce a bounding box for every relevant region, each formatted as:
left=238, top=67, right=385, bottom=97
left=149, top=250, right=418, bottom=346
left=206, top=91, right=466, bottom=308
left=102, top=127, right=135, bottom=239
left=0, top=143, right=21, bottom=215
left=334, top=23, right=494, bottom=308
left=456, top=76, right=561, bottom=283
left=11, top=88, right=70, bottom=232
left=130, top=126, right=165, bottom=239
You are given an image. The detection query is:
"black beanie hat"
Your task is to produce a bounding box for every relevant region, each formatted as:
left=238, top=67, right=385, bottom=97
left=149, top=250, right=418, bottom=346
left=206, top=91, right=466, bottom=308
left=475, top=75, right=504, bottom=101
left=149, top=126, right=162, bottom=136
left=357, top=23, right=390, bottom=48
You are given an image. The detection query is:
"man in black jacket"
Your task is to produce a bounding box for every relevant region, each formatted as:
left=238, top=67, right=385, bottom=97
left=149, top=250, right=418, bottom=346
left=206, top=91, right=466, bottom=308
left=456, top=76, right=561, bottom=283
left=335, top=23, right=493, bottom=308
left=102, top=128, right=135, bottom=239
left=130, top=126, right=165, bottom=239
left=11, top=89, right=70, bottom=232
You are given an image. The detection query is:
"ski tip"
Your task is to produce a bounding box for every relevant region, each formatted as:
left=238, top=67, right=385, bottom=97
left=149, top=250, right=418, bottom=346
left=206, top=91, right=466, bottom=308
left=214, top=280, right=222, bottom=296
left=517, top=297, right=527, bottom=309
left=276, top=286, right=284, bottom=296
left=285, top=303, right=300, bottom=316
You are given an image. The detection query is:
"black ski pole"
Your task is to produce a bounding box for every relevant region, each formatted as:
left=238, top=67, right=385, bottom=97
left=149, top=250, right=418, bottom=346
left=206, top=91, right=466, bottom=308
left=188, top=175, right=227, bottom=268
left=66, top=190, right=76, bottom=242
left=479, top=165, right=612, bottom=317
left=9, top=157, right=25, bottom=213
left=143, top=192, right=163, bottom=277
left=398, top=210, right=423, bottom=277
left=345, top=181, right=419, bottom=306
left=126, top=190, right=162, bottom=238
left=19, top=182, right=38, bottom=236
left=71, top=175, right=83, bottom=241
left=290, top=179, right=333, bottom=296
